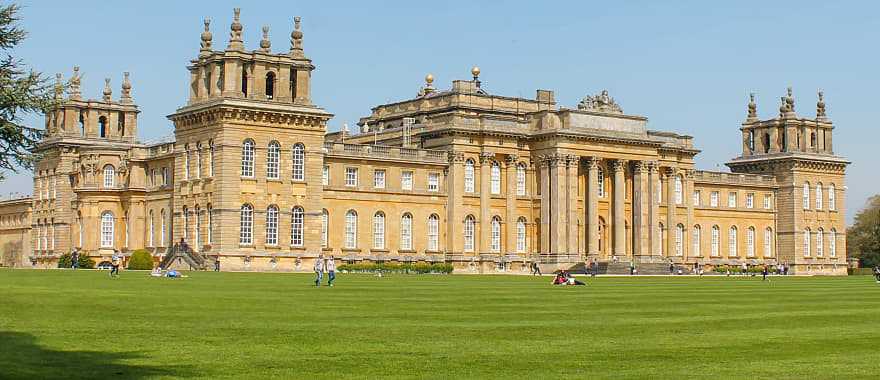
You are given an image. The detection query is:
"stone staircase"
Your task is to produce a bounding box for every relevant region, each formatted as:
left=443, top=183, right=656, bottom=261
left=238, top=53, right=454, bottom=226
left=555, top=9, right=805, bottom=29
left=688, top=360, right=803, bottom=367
left=159, top=243, right=207, bottom=271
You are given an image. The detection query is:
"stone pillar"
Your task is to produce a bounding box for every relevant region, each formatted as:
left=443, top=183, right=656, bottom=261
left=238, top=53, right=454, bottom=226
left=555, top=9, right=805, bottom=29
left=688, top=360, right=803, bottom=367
left=648, top=161, right=660, bottom=256
left=447, top=152, right=464, bottom=254
left=632, top=161, right=649, bottom=257
left=549, top=155, right=564, bottom=254
left=479, top=152, right=494, bottom=254
left=539, top=156, right=550, bottom=255
left=585, top=157, right=600, bottom=257
left=665, top=167, right=678, bottom=257
left=566, top=155, right=579, bottom=257
left=505, top=154, right=518, bottom=255
left=612, top=159, right=626, bottom=257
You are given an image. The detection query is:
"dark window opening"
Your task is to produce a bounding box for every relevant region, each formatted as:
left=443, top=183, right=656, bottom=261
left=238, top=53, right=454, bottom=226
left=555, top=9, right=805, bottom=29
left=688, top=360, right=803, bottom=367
left=763, top=133, right=770, bottom=153
left=810, top=132, right=817, bottom=148
left=241, top=65, right=248, bottom=97
left=78, top=112, right=85, bottom=136
left=118, top=111, right=125, bottom=137
left=266, top=71, right=275, bottom=100
left=290, top=68, right=297, bottom=101
left=98, top=116, right=107, bottom=138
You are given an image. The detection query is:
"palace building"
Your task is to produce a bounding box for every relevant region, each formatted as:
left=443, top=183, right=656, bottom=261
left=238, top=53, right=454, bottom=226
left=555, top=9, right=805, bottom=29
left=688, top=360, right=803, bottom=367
left=0, top=9, right=849, bottom=274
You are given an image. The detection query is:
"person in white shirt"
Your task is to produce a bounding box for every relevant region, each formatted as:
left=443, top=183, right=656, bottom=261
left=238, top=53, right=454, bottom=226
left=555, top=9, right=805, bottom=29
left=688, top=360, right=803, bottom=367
left=313, top=255, right=324, bottom=287
left=326, top=256, right=337, bottom=287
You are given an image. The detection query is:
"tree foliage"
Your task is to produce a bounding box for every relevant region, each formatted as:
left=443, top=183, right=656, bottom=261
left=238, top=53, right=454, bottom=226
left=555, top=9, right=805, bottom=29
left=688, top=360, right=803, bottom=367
left=847, top=195, right=880, bottom=267
left=0, top=3, right=54, bottom=181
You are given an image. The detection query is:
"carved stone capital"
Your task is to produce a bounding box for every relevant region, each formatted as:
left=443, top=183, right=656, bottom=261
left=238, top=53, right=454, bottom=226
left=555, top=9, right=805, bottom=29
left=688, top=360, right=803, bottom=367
left=564, top=154, right=579, bottom=167
left=447, top=151, right=465, bottom=164
left=479, top=152, right=495, bottom=164
left=663, top=166, right=678, bottom=177
left=647, top=161, right=659, bottom=173
left=505, top=154, right=519, bottom=165
left=633, top=160, right=649, bottom=173
left=610, top=159, right=627, bottom=172
left=584, top=156, right=601, bottom=170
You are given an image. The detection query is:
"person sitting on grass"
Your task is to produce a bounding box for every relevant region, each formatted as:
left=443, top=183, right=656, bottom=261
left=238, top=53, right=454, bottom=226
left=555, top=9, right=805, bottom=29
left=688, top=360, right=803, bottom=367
left=166, top=269, right=180, bottom=278
left=873, top=265, right=880, bottom=284
left=150, top=266, right=163, bottom=277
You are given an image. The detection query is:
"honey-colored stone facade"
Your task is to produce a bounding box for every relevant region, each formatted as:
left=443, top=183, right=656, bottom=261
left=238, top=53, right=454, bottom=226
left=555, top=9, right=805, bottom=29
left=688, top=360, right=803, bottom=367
left=0, top=10, right=848, bottom=274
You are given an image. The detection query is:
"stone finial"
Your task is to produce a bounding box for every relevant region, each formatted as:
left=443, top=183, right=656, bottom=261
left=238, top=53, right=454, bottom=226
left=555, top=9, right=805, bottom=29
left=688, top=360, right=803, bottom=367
left=785, top=86, right=795, bottom=113
left=120, top=72, right=132, bottom=103
left=779, top=96, right=788, bottom=117
left=816, top=89, right=826, bottom=119
left=227, top=8, right=244, bottom=50
left=200, top=18, right=213, bottom=55
left=290, top=16, right=304, bottom=57
left=69, top=66, right=82, bottom=100
left=54, top=73, right=63, bottom=100
left=747, top=92, right=757, bottom=120
left=102, top=78, right=112, bottom=102
left=259, top=26, right=271, bottom=52
left=419, top=73, right=435, bottom=96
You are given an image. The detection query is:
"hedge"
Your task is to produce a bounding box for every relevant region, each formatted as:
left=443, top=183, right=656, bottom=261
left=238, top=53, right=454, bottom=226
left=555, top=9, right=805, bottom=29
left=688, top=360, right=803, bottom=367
left=128, top=249, right=154, bottom=270
left=713, top=264, right=779, bottom=274
left=337, top=262, right=453, bottom=274
left=56, top=253, right=96, bottom=269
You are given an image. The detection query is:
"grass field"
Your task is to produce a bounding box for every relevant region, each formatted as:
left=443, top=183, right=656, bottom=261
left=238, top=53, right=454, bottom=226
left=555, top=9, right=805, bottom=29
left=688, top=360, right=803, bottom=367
left=1, top=269, right=879, bottom=379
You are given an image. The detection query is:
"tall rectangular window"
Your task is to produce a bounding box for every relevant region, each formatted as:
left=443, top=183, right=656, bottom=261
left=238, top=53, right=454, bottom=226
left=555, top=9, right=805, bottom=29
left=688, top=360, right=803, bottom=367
left=728, top=192, right=737, bottom=208
left=693, top=190, right=701, bottom=206
left=490, top=163, right=501, bottom=194
left=803, top=183, right=810, bottom=209
left=746, top=193, right=754, bottom=209
left=427, top=173, right=439, bottom=192
left=710, top=191, right=719, bottom=207
left=516, top=164, right=526, bottom=196
left=828, top=185, right=836, bottom=211
left=374, top=169, right=386, bottom=189
left=322, top=165, right=329, bottom=186
left=428, top=215, right=439, bottom=252
left=345, top=167, right=358, bottom=187
left=464, top=160, right=475, bottom=193
left=764, top=194, right=772, bottom=209
left=184, top=149, right=190, bottom=180
left=401, top=171, right=413, bottom=190
left=196, top=147, right=202, bottom=179
left=266, top=142, right=280, bottom=180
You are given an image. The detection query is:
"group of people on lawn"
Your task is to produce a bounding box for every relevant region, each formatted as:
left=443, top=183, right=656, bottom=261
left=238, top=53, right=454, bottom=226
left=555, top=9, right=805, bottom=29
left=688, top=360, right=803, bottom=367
left=313, top=255, right=337, bottom=287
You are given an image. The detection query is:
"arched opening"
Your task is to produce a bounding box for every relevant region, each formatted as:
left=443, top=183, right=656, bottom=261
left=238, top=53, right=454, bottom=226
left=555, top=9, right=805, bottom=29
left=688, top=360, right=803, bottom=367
left=241, top=65, right=248, bottom=96
left=100, top=211, right=114, bottom=248
left=118, top=111, right=125, bottom=137
left=463, top=215, right=476, bottom=252
left=400, top=213, right=413, bottom=250
left=372, top=211, right=385, bottom=249
left=98, top=116, right=107, bottom=138
left=78, top=111, right=85, bottom=136
left=763, top=132, right=771, bottom=153
left=239, top=204, right=254, bottom=245
left=747, top=130, right=755, bottom=153
left=265, top=71, right=276, bottom=99
left=291, top=206, right=304, bottom=247
left=290, top=68, right=297, bottom=101
left=427, top=214, right=440, bottom=252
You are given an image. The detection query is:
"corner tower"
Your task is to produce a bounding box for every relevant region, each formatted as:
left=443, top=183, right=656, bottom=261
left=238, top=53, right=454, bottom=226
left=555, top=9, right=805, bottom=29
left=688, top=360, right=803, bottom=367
left=168, top=9, right=332, bottom=266
left=727, top=89, right=848, bottom=274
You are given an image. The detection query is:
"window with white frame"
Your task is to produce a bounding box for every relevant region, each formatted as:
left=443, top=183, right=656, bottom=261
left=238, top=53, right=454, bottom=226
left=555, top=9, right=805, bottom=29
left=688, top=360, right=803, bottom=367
left=321, top=210, right=329, bottom=248
left=345, top=210, right=358, bottom=249
left=728, top=192, right=737, bottom=208
left=746, top=227, right=755, bottom=257
left=401, top=171, right=413, bottom=190
left=464, top=215, right=475, bottom=252
left=103, top=165, right=115, bottom=188
left=464, top=159, right=475, bottom=193
left=292, top=143, right=305, bottom=181
left=265, top=205, right=279, bottom=246
left=241, top=139, right=255, bottom=178
left=674, top=175, right=683, bottom=205
left=516, top=217, right=527, bottom=253
left=372, top=212, right=385, bottom=249
left=516, top=163, right=527, bottom=196
left=728, top=226, right=738, bottom=256
left=829, top=229, right=836, bottom=257
left=746, top=193, right=754, bottom=209
left=267, top=141, right=280, bottom=179
left=490, top=216, right=501, bottom=252
left=710, top=191, right=719, bottom=207
left=322, top=165, right=329, bottom=186
left=815, top=183, right=823, bottom=210
left=291, top=206, right=304, bottom=247
left=374, top=169, right=386, bottom=189
left=427, top=214, right=439, bottom=251
left=162, top=167, right=168, bottom=185
left=764, top=227, right=772, bottom=257
left=764, top=194, right=772, bottom=209
left=692, top=225, right=701, bottom=256
left=400, top=213, right=413, bottom=250
left=816, top=228, right=824, bottom=257
left=803, top=228, right=810, bottom=257
left=803, top=183, right=810, bottom=209
left=490, top=162, right=501, bottom=194
left=675, top=224, right=684, bottom=256
left=693, top=190, right=701, bottom=206
left=828, top=184, right=836, bottom=211
left=427, top=173, right=439, bottom=192
left=240, top=204, right=253, bottom=245
left=345, top=167, right=358, bottom=187
left=101, top=211, right=114, bottom=248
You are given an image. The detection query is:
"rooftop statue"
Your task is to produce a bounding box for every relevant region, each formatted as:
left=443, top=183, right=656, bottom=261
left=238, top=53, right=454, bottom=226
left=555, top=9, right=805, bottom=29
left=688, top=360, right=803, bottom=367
left=577, top=89, right=623, bottom=114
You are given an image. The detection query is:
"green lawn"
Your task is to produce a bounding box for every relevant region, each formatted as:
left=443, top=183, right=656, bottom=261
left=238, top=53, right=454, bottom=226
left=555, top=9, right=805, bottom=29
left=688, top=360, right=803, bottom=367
left=1, top=269, right=879, bottom=379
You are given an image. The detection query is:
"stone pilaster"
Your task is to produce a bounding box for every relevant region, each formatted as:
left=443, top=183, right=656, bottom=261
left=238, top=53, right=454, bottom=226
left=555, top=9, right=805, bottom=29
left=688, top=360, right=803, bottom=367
left=479, top=152, right=493, bottom=253
left=549, top=154, right=564, bottom=254
left=538, top=156, right=550, bottom=255
left=585, top=157, right=600, bottom=257
left=684, top=169, right=695, bottom=260
left=566, top=155, right=579, bottom=256
left=632, top=160, right=649, bottom=257
left=447, top=152, right=464, bottom=254
left=648, top=161, right=660, bottom=256
left=612, top=159, right=626, bottom=257
left=665, top=167, right=677, bottom=257
left=505, top=154, right=518, bottom=255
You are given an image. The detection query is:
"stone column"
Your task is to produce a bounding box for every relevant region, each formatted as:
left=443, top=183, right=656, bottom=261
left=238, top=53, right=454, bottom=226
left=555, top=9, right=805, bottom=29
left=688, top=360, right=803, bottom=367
left=505, top=154, right=518, bottom=255
left=665, top=167, right=678, bottom=257
left=539, top=156, right=550, bottom=255
left=479, top=152, right=493, bottom=254
left=632, top=161, right=649, bottom=257
left=612, top=159, right=626, bottom=257
left=446, top=152, right=464, bottom=254
left=685, top=169, right=695, bottom=261
left=648, top=161, right=660, bottom=256
left=585, top=157, right=600, bottom=257
left=549, top=154, right=564, bottom=254
left=566, top=155, right=579, bottom=257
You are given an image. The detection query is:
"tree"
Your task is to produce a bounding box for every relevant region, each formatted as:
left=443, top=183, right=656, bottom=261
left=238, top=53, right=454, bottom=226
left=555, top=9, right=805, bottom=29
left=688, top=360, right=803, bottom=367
left=0, top=3, right=55, bottom=181
left=847, top=195, right=880, bottom=267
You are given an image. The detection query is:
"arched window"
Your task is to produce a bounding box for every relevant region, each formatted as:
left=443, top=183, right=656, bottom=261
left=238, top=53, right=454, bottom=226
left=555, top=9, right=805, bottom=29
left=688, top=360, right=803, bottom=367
left=103, top=165, right=115, bottom=188
left=675, top=224, right=684, bottom=256
left=490, top=162, right=501, bottom=194
left=711, top=225, right=720, bottom=257
left=160, top=209, right=166, bottom=246
left=816, top=228, right=824, bottom=257
left=490, top=216, right=502, bottom=252
left=674, top=175, right=683, bottom=205
left=207, top=204, right=213, bottom=245
left=148, top=210, right=154, bottom=247
left=728, top=226, right=738, bottom=257
left=99, top=116, right=107, bottom=138
left=292, top=143, right=305, bottom=181
left=516, top=163, right=527, bottom=196
left=748, top=130, right=755, bottom=152
left=321, top=209, right=329, bottom=248
left=829, top=228, right=837, bottom=257
left=463, top=215, right=475, bottom=252
left=265, top=205, right=279, bottom=246
left=265, top=71, right=276, bottom=99
left=802, top=182, right=810, bottom=209
left=240, top=204, right=254, bottom=245
left=464, top=159, right=475, bottom=193
left=345, top=210, right=358, bottom=249
left=763, top=133, right=771, bottom=153
left=100, top=211, right=114, bottom=248
left=241, top=139, right=255, bottom=178
left=400, top=213, right=413, bottom=250
left=597, top=168, right=605, bottom=198
left=828, top=184, right=836, bottom=211
left=372, top=211, right=385, bottom=249
left=747, top=226, right=755, bottom=257
left=764, top=227, right=773, bottom=257
left=427, top=214, right=440, bottom=251
left=815, top=183, right=823, bottom=210
left=692, top=225, right=701, bottom=256
left=803, top=228, right=811, bottom=257
left=267, top=141, right=280, bottom=179
left=516, top=217, right=527, bottom=253
left=291, top=206, right=304, bottom=247
left=184, top=146, right=191, bottom=180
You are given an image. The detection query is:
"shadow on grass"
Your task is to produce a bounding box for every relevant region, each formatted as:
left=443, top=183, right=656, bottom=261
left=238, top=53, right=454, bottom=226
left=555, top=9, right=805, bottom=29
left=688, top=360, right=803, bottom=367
left=0, top=331, right=196, bottom=379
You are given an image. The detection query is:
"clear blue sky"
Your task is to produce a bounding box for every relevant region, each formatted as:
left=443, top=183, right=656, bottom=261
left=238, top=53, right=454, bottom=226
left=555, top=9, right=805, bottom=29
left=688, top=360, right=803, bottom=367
left=4, top=0, right=877, bottom=224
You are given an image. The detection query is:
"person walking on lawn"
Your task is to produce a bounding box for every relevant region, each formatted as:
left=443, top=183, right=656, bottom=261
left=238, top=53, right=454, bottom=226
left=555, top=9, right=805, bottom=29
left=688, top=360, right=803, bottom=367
left=762, top=264, right=770, bottom=282
left=313, top=255, right=324, bottom=287
left=326, top=256, right=337, bottom=287
left=110, top=250, right=121, bottom=278
left=71, top=249, right=79, bottom=269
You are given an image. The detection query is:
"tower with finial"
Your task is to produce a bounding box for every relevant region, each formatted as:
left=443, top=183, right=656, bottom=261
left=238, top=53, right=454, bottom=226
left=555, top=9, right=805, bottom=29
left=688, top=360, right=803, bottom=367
left=200, top=18, right=212, bottom=56
left=747, top=92, right=757, bottom=120
left=69, top=66, right=82, bottom=100
left=120, top=72, right=132, bottom=104
left=259, top=26, right=271, bottom=53
left=102, top=78, right=112, bottom=102
left=290, top=17, right=304, bottom=58
left=816, top=89, right=826, bottom=120
left=227, top=8, right=243, bottom=51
